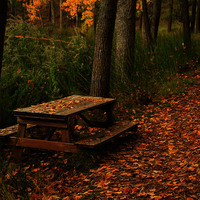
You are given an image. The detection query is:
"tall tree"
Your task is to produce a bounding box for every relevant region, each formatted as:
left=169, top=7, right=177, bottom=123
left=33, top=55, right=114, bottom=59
left=90, top=0, right=118, bottom=97
left=60, top=0, right=63, bottom=29
left=191, top=0, right=197, bottom=32
left=115, top=0, right=137, bottom=79
left=51, top=0, right=56, bottom=24
left=168, top=0, right=173, bottom=32
left=0, top=0, right=8, bottom=78
left=182, top=0, right=191, bottom=47
left=151, top=0, right=161, bottom=40
left=197, top=0, right=200, bottom=32
left=142, top=0, right=154, bottom=52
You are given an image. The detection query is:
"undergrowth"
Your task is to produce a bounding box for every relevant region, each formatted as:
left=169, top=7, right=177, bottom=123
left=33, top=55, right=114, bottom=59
left=0, top=18, right=94, bottom=128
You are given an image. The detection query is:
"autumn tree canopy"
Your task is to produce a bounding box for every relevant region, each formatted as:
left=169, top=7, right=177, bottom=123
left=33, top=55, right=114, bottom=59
left=18, top=0, right=98, bottom=27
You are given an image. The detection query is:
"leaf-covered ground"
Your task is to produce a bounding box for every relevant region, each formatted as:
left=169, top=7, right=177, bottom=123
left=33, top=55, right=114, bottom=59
left=2, top=72, right=200, bottom=200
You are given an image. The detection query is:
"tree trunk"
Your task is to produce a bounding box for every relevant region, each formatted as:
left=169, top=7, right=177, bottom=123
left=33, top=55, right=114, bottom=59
left=191, top=0, right=196, bottom=32
left=196, top=0, right=200, bottom=32
left=168, top=0, right=173, bottom=32
left=115, top=0, right=137, bottom=80
left=93, top=1, right=100, bottom=34
left=90, top=0, right=118, bottom=97
left=151, top=0, right=161, bottom=40
left=60, top=0, right=63, bottom=29
left=142, top=0, right=154, bottom=52
left=49, top=1, right=51, bottom=22
left=182, top=0, right=191, bottom=48
left=51, top=0, right=55, bottom=24
left=38, top=10, right=44, bottom=28
left=8, top=0, right=14, bottom=16
left=139, top=12, right=143, bottom=31
left=0, top=0, right=7, bottom=78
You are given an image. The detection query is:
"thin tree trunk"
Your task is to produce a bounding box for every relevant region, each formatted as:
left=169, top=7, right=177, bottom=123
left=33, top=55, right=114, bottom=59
left=9, top=0, right=14, bottom=16
left=90, top=0, right=118, bottom=97
left=51, top=0, right=55, bottom=24
left=49, top=1, right=51, bottom=22
left=60, top=0, right=63, bottom=29
left=115, top=0, right=137, bottom=80
left=191, top=0, right=196, bottom=32
left=196, top=0, right=200, bottom=32
left=139, top=12, right=143, bottom=31
left=38, top=11, right=44, bottom=28
left=76, top=15, right=78, bottom=27
left=151, top=0, right=161, bottom=40
left=168, top=0, right=173, bottom=32
left=142, top=0, right=154, bottom=52
left=0, top=0, right=8, bottom=78
left=182, top=0, right=191, bottom=48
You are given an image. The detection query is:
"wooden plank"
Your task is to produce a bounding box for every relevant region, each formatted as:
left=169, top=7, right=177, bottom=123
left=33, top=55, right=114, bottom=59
left=13, top=95, right=116, bottom=119
left=5, top=137, right=83, bottom=153
left=17, top=117, right=68, bottom=128
left=57, top=99, right=116, bottom=117
left=0, top=124, right=36, bottom=138
left=61, top=128, right=70, bottom=143
left=75, top=121, right=138, bottom=148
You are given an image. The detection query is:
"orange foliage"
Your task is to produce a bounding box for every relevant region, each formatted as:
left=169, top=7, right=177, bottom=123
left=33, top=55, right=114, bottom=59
left=62, top=0, right=97, bottom=27
left=18, top=0, right=98, bottom=27
left=18, top=0, right=50, bottom=21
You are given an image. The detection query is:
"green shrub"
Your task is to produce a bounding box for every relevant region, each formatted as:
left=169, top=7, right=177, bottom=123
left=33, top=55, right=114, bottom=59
left=0, top=19, right=94, bottom=128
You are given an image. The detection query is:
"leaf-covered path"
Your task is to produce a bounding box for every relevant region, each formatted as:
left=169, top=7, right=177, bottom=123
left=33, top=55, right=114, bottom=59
left=24, top=73, right=200, bottom=199
left=61, top=77, right=200, bottom=200
left=3, top=73, right=200, bottom=200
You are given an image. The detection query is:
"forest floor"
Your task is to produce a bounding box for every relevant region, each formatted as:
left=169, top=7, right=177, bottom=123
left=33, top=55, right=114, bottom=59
left=2, top=69, right=200, bottom=200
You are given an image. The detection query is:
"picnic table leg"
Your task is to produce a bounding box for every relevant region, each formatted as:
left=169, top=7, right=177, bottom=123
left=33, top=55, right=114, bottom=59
left=61, top=128, right=70, bottom=143
left=61, top=115, right=76, bottom=143
left=105, top=104, right=114, bottom=126
left=13, top=124, right=26, bottom=163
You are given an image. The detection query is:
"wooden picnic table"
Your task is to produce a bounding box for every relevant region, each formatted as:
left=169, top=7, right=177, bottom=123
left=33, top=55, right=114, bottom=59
left=7, top=95, right=116, bottom=162
left=2, top=95, right=138, bottom=163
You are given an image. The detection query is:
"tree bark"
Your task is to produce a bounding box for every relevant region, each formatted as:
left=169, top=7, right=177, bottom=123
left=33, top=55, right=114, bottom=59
left=60, top=0, right=63, bottom=29
left=142, top=0, right=154, bottom=52
left=139, top=12, right=143, bottom=31
left=38, top=10, right=44, bottom=28
left=151, top=0, right=161, bottom=40
left=93, top=1, right=100, bottom=34
left=191, top=0, right=196, bottom=32
left=51, top=0, right=56, bottom=24
left=168, top=0, right=173, bottom=32
left=49, top=1, right=51, bottom=22
left=0, top=0, right=7, bottom=78
left=90, top=0, right=118, bottom=97
left=182, top=0, right=191, bottom=48
left=115, top=0, right=137, bottom=79
left=196, top=0, right=200, bottom=32
left=8, top=0, right=14, bottom=16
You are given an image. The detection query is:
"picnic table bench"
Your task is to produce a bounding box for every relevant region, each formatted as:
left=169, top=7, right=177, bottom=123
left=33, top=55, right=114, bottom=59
left=1, top=95, right=138, bottom=162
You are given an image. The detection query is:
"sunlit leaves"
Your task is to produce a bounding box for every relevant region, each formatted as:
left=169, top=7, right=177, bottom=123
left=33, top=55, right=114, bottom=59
left=62, top=0, right=97, bottom=27
left=19, top=0, right=98, bottom=27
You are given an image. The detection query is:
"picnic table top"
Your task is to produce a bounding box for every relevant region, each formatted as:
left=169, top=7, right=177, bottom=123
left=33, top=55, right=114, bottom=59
left=13, top=95, right=116, bottom=119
